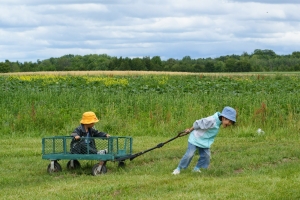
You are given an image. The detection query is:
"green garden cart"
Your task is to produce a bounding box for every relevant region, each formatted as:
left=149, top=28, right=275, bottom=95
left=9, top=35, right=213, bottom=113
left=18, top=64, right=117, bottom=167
left=42, top=136, right=133, bottom=176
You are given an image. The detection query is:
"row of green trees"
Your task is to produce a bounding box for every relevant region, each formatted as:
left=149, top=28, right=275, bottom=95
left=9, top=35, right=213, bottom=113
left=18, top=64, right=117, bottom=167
left=1, top=49, right=300, bottom=73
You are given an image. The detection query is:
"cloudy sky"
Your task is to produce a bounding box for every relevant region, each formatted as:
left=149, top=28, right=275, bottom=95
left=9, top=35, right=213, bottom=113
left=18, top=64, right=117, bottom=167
left=0, top=0, right=300, bottom=62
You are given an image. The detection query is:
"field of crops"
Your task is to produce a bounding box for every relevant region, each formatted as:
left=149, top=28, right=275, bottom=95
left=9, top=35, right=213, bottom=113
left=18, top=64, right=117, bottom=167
left=1, top=72, right=299, bottom=137
left=1, top=72, right=300, bottom=199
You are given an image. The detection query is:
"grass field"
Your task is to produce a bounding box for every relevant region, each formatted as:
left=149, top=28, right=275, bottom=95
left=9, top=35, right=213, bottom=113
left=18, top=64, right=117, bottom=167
left=0, top=71, right=299, bottom=199
left=1, top=136, right=299, bottom=200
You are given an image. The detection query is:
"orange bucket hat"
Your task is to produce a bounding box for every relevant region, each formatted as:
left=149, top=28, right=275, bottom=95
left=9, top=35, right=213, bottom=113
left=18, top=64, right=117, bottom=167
left=80, top=111, right=99, bottom=124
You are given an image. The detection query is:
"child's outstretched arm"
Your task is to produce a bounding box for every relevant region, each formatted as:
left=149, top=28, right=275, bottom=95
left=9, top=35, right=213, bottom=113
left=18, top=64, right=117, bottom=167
left=185, top=116, right=215, bottom=133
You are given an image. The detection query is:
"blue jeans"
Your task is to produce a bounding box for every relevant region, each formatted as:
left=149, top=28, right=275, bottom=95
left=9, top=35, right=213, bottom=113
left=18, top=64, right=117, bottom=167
left=178, top=142, right=211, bottom=169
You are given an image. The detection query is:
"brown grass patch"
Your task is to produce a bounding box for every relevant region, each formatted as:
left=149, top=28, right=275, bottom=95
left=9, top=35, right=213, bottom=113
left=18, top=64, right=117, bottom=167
left=1, top=70, right=236, bottom=76
left=1, top=71, right=297, bottom=76
left=2, top=71, right=196, bottom=76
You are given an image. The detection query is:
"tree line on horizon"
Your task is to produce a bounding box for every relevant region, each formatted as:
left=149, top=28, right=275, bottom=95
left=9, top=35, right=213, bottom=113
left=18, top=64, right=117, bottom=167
left=0, top=49, right=300, bottom=73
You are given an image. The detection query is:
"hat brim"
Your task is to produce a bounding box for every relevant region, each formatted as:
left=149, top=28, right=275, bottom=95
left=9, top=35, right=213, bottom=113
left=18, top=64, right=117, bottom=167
left=220, top=114, right=236, bottom=123
left=80, top=119, right=99, bottom=124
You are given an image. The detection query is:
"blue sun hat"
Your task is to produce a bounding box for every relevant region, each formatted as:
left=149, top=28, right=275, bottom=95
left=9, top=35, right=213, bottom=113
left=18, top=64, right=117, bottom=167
left=220, top=106, right=236, bottom=123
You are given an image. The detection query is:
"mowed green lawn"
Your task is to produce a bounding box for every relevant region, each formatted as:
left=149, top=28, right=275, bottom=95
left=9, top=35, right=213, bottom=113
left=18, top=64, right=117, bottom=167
left=0, top=72, right=299, bottom=199
left=1, top=134, right=299, bottom=200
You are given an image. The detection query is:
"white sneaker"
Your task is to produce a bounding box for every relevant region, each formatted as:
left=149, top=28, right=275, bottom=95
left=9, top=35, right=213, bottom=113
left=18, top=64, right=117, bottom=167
left=172, top=168, right=180, bottom=175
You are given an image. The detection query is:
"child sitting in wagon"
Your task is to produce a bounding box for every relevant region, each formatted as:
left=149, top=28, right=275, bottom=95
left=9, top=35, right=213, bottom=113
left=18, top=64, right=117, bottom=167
left=70, top=111, right=110, bottom=154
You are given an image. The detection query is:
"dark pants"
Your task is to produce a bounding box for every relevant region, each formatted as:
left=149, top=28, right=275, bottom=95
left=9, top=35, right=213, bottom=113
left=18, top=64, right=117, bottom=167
left=70, top=139, right=98, bottom=154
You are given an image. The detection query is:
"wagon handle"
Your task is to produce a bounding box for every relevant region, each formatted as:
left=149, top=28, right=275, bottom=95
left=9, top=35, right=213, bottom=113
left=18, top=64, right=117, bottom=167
left=116, top=131, right=188, bottom=162
left=155, top=131, right=188, bottom=148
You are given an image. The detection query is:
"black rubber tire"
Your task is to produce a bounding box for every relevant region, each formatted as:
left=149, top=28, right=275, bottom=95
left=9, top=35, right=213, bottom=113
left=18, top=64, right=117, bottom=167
left=91, top=164, right=107, bottom=176
left=67, top=160, right=81, bottom=170
left=47, top=161, right=62, bottom=173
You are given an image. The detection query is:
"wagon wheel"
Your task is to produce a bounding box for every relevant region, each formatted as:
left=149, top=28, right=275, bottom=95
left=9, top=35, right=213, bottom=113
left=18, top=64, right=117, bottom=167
left=47, top=161, right=62, bottom=173
left=67, top=160, right=81, bottom=170
left=92, top=163, right=107, bottom=176
left=118, top=161, right=126, bottom=168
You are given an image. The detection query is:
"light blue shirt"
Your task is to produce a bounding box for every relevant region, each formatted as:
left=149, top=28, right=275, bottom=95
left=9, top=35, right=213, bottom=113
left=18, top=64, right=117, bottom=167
left=188, top=112, right=222, bottom=148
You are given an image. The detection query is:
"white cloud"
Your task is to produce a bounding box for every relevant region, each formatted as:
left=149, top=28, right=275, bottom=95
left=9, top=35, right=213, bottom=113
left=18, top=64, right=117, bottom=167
left=0, top=0, right=300, bottom=62
left=230, top=0, right=300, bottom=4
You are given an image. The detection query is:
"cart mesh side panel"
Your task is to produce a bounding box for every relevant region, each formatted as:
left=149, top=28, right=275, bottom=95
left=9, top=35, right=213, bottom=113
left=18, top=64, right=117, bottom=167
left=43, top=137, right=65, bottom=154
left=42, top=136, right=132, bottom=159
left=70, top=138, right=108, bottom=154
left=110, top=137, right=132, bottom=156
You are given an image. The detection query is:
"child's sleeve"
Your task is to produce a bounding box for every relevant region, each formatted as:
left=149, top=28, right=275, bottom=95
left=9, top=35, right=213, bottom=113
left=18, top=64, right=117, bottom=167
left=96, top=131, right=107, bottom=137
left=92, top=128, right=107, bottom=137
left=71, top=127, right=80, bottom=137
left=193, top=116, right=215, bottom=130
